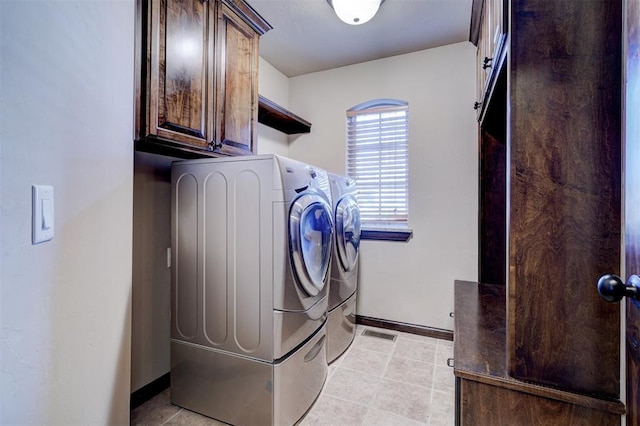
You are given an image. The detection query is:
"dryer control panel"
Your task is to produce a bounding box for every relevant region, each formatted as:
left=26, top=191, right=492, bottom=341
left=275, top=155, right=332, bottom=204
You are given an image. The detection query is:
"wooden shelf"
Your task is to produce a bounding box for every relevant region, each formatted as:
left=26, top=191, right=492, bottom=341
left=257, top=95, right=311, bottom=134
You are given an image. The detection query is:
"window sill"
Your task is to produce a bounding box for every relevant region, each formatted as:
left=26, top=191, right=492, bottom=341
left=360, top=228, right=413, bottom=242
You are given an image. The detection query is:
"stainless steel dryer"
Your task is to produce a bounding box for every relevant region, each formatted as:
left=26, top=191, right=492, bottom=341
left=170, top=155, right=334, bottom=425
left=326, top=173, right=361, bottom=362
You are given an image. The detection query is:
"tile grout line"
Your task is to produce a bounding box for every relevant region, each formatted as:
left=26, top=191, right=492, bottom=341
left=348, top=343, right=396, bottom=357
left=336, top=364, right=434, bottom=390
left=390, top=354, right=437, bottom=366
left=380, top=337, right=397, bottom=378
left=361, top=335, right=397, bottom=424
left=160, top=408, right=184, bottom=426
left=323, top=331, right=391, bottom=423
left=319, top=392, right=371, bottom=409
left=370, top=406, right=429, bottom=426
left=428, top=344, right=441, bottom=426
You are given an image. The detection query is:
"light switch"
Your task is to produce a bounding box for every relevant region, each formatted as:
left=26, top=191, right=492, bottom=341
left=32, top=185, right=54, bottom=244
left=42, top=198, right=53, bottom=229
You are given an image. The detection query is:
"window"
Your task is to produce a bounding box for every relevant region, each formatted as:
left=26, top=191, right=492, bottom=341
left=346, top=99, right=411, bottom=241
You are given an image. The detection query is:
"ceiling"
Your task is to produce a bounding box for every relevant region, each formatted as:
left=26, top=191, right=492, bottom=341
left=251, top=0, right=473, bottom=77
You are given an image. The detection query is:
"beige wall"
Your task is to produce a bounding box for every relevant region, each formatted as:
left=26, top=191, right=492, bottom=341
left=131, top=152, right=175, bottom=392
left=0, top=0, right=134, bottom=424
left=257, top=57, right=291, bottom=156
left=288, top=42, right=478, bottom=330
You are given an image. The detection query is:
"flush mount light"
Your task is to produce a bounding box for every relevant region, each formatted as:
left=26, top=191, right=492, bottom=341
left=327, top=0, right=385, bottom=26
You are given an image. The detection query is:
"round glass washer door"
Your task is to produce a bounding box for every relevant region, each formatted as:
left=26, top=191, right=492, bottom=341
left=335, top=195, right=361, bottom=272
left=289, top=192, right=334, bottom=296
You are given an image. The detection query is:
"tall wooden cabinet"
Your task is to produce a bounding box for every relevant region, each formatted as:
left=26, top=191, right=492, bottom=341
left=135, top=0, right=271, bottom=158
left=507, top=0, right=621, bottom=396
left=456, top=0, right=626, bottom=423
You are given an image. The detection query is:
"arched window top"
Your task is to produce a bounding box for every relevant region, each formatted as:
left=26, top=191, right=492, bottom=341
left=348, top=99, right=408, bottom=112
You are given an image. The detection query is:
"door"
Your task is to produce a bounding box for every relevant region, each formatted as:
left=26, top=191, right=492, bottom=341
left=335, top=194, right=361, bottom=274
left=289, top=192, right=334, bottom=297
left=625, top=0, right=639, bottom=422
left=599, top=2, right=639, bottom=423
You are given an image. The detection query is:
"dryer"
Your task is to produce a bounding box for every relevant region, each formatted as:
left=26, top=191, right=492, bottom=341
left=326, top=173, right=361, bottom=363
left=170, top=155, right=334, bottom=426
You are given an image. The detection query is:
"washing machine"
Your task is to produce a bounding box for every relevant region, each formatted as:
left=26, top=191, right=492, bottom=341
left=170, top=154, right=334, bottom=425
left=326, top=173, right=361, bottom=363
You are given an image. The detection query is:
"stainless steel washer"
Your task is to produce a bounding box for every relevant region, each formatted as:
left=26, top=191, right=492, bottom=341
left=170, top=155, right=333, bottom=425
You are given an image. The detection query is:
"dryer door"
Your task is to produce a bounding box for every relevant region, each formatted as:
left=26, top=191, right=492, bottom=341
left=335, top=195, right=361, bottom=273
left=289, top=192, right=334, bottom=296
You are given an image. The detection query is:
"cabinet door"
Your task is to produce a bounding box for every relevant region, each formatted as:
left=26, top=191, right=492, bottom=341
left=148, top=0, right=214, bottom=150
left=214, top=3, right=259, bottom=156
left=474, top=0, right=507, bottom=119
left=479, top=0, right=491, bottom=92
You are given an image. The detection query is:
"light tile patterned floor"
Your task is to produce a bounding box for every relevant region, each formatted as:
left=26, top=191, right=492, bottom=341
left=131, top=325, right=455, bottom=426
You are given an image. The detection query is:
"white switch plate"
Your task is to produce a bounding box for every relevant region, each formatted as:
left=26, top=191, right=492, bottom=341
left=32, top=185, right=54, bottom=244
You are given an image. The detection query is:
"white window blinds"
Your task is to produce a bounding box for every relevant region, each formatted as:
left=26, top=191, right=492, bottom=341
left=346, top=102, right=409, bottom=228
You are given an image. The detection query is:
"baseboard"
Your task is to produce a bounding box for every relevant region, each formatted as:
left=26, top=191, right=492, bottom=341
left=130, top=372, right=170, bottom=410
left=355, top=315, right=454, bottom=341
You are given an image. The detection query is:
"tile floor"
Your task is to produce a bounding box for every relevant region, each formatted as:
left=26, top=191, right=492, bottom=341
left=131, top=325, right=455, bottom=426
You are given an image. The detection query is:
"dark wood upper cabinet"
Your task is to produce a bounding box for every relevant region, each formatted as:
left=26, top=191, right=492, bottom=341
left=135, top=0, right=271, bottom=158
left=149, top=0, right=213, bottom=150
left=214, top=2, right=260, bottom=155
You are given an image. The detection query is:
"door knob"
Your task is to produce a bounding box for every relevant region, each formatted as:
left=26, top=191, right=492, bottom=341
left=597, top=274, right=640, bottom=302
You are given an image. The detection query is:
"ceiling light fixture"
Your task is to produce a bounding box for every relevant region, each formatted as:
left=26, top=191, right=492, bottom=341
left=327, top=0, right=385, bottom=26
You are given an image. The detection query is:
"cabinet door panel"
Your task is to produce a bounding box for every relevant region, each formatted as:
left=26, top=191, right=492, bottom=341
left=215, top=4, right=258, bottom=155
left=150, top=0, right=213, bottom=149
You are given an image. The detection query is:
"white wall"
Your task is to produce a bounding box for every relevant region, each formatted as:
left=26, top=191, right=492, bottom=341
left=0, top=1, right=134, bottom=424
left=289, top=42, right=478, bottom=330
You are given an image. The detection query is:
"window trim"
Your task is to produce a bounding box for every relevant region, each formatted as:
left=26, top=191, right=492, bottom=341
left=346, top=99, right=411, bottom=242
left=360, top=228, right=413, bottom=242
